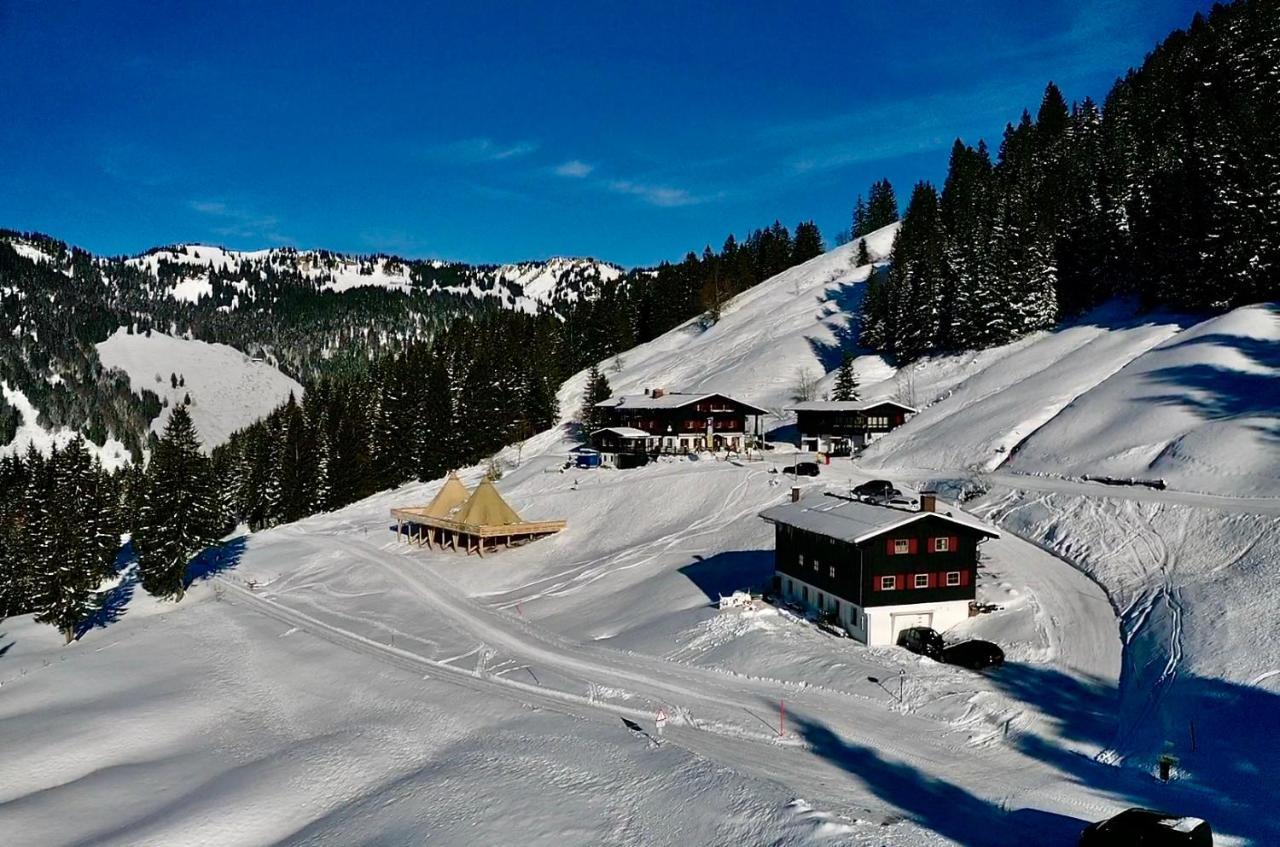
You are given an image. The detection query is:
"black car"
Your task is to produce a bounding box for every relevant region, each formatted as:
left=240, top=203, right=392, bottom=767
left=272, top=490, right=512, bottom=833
left=942, top=639, right=1005, bottom=670
left=1079, top=808, right=1212, bottom=846
left=782, top=461, right=821, bottom=477
left=853, top=479, right=900, bottom=499
left=896, top=626, right=945, bottom=660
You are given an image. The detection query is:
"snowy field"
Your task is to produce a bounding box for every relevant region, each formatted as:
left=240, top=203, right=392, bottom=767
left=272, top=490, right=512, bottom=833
left=2, top=231, right=1277, bottom=844
left=96, top=328, right=303, bottom=450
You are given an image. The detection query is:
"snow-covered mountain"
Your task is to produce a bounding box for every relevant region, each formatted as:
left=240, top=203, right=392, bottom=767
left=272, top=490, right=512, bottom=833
left=124, top=242, right=623, bottom=313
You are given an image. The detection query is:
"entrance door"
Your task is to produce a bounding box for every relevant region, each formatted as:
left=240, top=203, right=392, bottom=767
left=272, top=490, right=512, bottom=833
left=890, top=611, right=933, bottom=641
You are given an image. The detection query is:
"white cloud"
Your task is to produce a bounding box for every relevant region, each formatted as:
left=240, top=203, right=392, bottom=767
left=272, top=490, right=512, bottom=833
left=554, top=159, right=594, bottom=178
left=606, top=179, right=709, bottom=208
left=555, top=159, right=593, bottom=177
left=188, top=199, right=288, bottom=244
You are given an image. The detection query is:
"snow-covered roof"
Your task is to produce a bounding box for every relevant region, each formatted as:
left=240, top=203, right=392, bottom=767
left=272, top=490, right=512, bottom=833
left=759, top=492, right=999, bottom=544
left=787, top=399, right=918, bottom=414
left=596, top=392, right=769, bottom=414
left=591, top=426, right=653, bottom=438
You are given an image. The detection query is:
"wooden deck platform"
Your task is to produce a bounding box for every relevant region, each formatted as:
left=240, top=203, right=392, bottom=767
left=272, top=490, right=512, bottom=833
left=391, top=507, right=566, bottom=557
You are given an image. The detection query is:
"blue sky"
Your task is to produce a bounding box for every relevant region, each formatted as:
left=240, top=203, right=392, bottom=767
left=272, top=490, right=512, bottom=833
left=0, top=0, right=1209, bottom=267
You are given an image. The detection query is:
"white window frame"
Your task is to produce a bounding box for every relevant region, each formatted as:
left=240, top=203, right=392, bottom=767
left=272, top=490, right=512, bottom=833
left=914, top=573, right=930, bottom=589
left=933, top=536, right=951, bottom=552
left=893, top=538, right=910, bottom=555
left=945, top=571, right=961, bottom=587
left=828, top=565, right=836, bottom=579
left=880, top=575, right=896, bottom=591
left=798, top=553, right=806, bottom=568
left=812, top=557, right=820, bottom=572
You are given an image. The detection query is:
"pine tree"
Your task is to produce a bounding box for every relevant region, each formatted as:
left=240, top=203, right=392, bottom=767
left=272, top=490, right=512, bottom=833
left=579, top=364, right=612, bottom=436
left=134, top=405, right=218, bottom=601
left=832, top=352, right=860, bottom=401
left=855, top=238, right=871, bottom=267
left=33, top=438, right=118, bottom=643
left=852, top=195, right=870, bottom=238
left=792, top=221, right=825, bottom=263
left=866, top=179, right=901, bottom=231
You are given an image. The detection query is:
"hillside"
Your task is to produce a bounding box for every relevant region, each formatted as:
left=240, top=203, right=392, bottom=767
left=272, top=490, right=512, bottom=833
left=0, top=230, right=621, bottom=463
left=95, top=328, right=303, bottom=450
left=4, top=227, right=1277, bottom=844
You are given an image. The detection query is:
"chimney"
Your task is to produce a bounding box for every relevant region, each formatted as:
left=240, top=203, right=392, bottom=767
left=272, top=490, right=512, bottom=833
left=791, top=486, right=802, bottom=503
left=644, top=387, right=651, bottom=396
left=651, top=387, right=665, bottom=399
left=920, top=491, right=937, bottom=513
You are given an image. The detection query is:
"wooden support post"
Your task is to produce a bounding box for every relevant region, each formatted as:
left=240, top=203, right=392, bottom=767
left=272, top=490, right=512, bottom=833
left=396, top=519, right=402, bottom=543
left=478, top=537, right=485, bottom=558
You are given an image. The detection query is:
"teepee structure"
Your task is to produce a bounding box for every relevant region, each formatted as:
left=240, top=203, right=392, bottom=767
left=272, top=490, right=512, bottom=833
left=391, top=474, right=565, bottom=556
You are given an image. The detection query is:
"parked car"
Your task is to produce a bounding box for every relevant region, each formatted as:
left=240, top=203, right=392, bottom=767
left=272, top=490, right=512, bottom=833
left=853, top=479, right=901, bottom=500
left=1079, top=808, right=1212, bottom=846
left=782, top=461, right=821, bottom=477
left=896, top=626, right=945, bottom=660
left=942, top=639, right=1005, bottom=670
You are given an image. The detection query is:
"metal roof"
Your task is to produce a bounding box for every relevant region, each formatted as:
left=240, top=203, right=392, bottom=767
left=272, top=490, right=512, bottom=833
left=787, top=399, right=919, bottom=414
left=759, top=492, right=999, bottom=544
left=591, top=426, right=653, bottom=438
left=596, top=392, right=769, bottom=415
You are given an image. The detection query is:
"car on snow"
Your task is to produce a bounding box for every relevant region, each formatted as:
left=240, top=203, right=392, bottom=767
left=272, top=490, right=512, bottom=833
left=896, top=626, right=945, bottom=660
left=1078, top=808, right=1212, bottom=846
left=942, top=639, right=1005, bottom=670
left=897, top=627, right=1004, bottom=670
left=781, top=461, right=821, bottom=477
left=853, top=479, right=900, bottom=499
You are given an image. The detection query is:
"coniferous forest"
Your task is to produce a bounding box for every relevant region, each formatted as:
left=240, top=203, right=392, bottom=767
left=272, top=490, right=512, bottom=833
left=861, top=0, right=1279, bottom=361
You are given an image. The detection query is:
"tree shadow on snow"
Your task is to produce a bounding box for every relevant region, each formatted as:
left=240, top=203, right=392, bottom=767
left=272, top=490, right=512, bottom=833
left=1143, top=320, right=1280, bottom=445
left=185, top=534, right=248, bottom=585
left=76, top=542, right=139, bottom=638
left=804, top=277, right=869, bottom=373
left=792, top=712, right=1089, bottom=845
left=983, top=661, right=1280, bottom=844
left=0, top=634, right=13, bottom=659
left=677, top=551, right=775, bottom=606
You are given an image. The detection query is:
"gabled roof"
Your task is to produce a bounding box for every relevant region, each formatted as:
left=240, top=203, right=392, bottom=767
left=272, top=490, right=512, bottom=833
left=451, top=478, right=523, bottom=527
left=591, top=426, right=653, bottom=438
left=787, top=399, right=918, bottom=414
left=596, top=391, right=769, bottom=415
left=420, top=472, right=471, bottom=519
left=760, top=492, right=999, bottom=544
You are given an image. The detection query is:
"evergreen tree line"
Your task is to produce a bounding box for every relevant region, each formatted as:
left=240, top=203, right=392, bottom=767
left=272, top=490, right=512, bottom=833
left=211, top=308, right=565, bottom=531
left=862, top=0, right=1280, bottom=362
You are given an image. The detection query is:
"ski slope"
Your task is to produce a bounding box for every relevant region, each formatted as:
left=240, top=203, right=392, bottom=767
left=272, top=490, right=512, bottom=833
left=96, top=327, right=303, bottom=449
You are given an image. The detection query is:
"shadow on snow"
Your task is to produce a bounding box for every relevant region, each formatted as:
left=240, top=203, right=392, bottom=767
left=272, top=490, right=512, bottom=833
left=677, top=551, right=775, bottom=607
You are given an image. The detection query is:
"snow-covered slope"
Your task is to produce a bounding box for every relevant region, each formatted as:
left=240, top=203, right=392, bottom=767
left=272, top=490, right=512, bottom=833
left=96, top=328, right=303, bottom=449
left=0, top=381, right=133, bottom=469
left=1004, top=303, right=1279, bottom=496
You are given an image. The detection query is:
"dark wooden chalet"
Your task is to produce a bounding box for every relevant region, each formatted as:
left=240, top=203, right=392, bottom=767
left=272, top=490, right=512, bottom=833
left=595, top=389, right=768, bottom=454
left=788, top=399, right=916, bottom=455
left=759, top=491, right=999, bottom=645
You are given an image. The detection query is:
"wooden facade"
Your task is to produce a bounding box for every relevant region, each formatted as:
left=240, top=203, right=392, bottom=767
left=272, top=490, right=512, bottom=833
left=596, top=390, right=768, bottom=454
left=772, top=513, right=982, bottom=609
left=760, top=495, right=998, bottom=644
left=789, top=400, right=916, bottom=454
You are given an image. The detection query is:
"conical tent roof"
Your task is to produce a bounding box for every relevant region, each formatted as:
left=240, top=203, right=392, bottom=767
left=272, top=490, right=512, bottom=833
left=452, top=478, right=523, bottom=527
left=422, top=473, right=471, bottom=519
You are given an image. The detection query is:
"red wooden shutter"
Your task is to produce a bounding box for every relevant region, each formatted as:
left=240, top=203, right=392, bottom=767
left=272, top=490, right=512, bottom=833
left=950, top=535, right=959, bottom=552
left=898, top=572, right=908, bottom=589
left=886, top=538, right=896, bottom=555
left=908, top=538, right=918, bottom=555
left=873, top=577, right=882, bottom=592
left=930, top=572, right=939, bottom=588
left=960, top=570, right=970, bottom=587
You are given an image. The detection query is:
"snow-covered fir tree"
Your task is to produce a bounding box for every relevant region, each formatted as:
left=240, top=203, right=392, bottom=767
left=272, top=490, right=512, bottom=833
left=134, top=405, right=219, bottom=601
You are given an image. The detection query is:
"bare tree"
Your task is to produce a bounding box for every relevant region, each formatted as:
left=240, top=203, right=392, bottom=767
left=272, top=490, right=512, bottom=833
left=790, top=367, right=818, bottom=403
left=894, top=368, right=918, bottom=408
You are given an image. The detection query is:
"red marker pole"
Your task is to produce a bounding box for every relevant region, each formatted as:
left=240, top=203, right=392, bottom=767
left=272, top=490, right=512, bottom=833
left=779, top=700, right=785, bottom=737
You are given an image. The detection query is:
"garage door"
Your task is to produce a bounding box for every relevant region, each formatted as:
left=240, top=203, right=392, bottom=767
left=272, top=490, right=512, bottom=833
left=891, top=612, right=933, bottom=641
